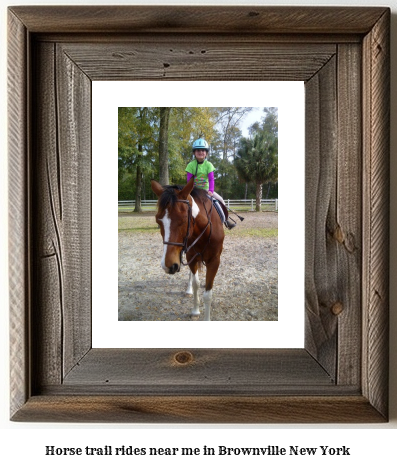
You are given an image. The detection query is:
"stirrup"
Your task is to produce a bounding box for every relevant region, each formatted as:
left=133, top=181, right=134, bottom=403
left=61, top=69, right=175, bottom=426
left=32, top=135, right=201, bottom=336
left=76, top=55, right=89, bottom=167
left=224, top=219, right=236, bottom=230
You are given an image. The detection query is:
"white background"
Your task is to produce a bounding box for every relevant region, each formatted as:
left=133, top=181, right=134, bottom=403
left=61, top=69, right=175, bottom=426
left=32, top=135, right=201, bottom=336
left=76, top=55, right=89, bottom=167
left=1, top=0, right=396, bottom=469
left=92, top=81, right=304, bottom=348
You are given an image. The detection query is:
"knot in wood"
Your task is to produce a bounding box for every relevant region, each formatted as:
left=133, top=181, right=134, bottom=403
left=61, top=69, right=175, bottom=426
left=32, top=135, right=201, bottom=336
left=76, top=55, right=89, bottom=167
left=174, top=351, right=194, bottom=365
left=331, top=302, right=344, bottom=316
left=333, top=225, right=344, bottom=244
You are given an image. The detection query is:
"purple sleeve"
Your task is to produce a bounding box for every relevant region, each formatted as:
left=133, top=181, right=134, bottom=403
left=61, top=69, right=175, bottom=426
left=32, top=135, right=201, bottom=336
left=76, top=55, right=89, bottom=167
left=208, top=172, right=215, bottom=193
left=187, top=172, right=194, bottom=182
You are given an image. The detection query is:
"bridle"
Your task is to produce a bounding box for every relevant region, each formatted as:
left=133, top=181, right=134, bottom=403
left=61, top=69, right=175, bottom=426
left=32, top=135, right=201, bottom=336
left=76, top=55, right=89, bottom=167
left=162, top=196, right=213, bottom=266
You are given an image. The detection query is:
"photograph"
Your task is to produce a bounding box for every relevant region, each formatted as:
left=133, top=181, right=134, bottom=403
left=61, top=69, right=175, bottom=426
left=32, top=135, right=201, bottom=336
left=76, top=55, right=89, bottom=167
left=118, top=107, right=278, bottom=322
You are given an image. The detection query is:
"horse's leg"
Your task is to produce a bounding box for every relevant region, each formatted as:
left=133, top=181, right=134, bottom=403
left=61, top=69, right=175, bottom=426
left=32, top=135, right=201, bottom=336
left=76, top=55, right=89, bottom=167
left=189, top=264, right=201, bottom=317
left=186, top=270, right=195, bottom=295
left=203, top=256, right=220, bottom=321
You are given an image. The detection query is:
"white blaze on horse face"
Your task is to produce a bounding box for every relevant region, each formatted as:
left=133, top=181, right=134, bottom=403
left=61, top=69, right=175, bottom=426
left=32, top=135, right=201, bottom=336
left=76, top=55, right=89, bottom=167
left=191, top=196, right=200, bottom=218
left=159, top=209, right=171, bottom=271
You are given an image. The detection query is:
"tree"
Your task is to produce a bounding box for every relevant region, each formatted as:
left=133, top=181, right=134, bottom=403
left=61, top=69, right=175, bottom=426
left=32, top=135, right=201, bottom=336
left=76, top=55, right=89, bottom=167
left=118, top=107, right=157, bottom=211
left=261, top=107, right=278, bottom=136
left=159, top=107, right=171, bottom=185
left=118, top=107, right=274, bottom=204
left=166, top=107, right=219, bottom=185
left=235, top=114, right=278, bottom=211
left=170, top=108, right=218, bottom=158
left=214, top=107, right=253, bottom=160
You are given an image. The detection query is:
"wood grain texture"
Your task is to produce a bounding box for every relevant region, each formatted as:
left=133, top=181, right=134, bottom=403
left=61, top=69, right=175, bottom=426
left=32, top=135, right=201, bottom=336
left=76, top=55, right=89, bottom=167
left=59, top=42, right=335, bottom=82
left=62, top=349, right=333, bottom=391
left=304, top=56, right=338, bottom=377
left=8, top=6, right=390, bottom=423
left=362, top=9, right=390, bottom=419
left=55, top=44, right=91, bottom=376
left=31, top=41, right=92, bottom=388
left=305, top=44, right=363, bottom=385
left=9, top=6, right=387, bottom=34
left=8, top=10, right=30, bottom=419
left=335, top=44, right=362, bottom=386
left=11, top=396, right=385, bottom=424
left=32, top=41, right=63, bottom=387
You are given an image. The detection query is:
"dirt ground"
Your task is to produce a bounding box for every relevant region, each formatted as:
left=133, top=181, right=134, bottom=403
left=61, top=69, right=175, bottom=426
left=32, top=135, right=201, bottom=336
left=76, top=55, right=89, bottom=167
left=118, top=211, right=278, bottom=321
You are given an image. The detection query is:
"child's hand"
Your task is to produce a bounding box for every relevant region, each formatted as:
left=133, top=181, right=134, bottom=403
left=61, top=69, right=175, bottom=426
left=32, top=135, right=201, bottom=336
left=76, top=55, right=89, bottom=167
left=208, top=191, right=213, bottom=197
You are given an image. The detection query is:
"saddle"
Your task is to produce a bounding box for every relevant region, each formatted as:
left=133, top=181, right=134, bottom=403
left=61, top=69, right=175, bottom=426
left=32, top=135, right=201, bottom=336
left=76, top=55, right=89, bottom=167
left=208, top=196, right=229, bottom=223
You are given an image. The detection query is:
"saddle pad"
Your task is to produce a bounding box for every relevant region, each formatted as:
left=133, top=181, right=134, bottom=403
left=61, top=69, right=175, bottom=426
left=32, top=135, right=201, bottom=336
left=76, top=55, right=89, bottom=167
left=208, top=196, right=226, bottom=223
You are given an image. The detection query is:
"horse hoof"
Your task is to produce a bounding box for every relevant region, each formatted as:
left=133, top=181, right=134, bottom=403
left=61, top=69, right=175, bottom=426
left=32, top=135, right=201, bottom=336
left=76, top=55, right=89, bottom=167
left=190, top=313, right=200, bottom=320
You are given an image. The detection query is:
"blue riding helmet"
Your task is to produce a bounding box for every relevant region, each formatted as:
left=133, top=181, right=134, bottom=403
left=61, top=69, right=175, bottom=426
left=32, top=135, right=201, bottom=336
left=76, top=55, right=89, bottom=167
left=192, top=138, right=209, bottom=152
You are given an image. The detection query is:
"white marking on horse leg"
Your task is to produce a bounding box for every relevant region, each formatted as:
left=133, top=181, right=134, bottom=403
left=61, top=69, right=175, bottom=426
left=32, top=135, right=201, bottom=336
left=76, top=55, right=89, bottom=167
left=203, top=289, right=213, bottom=321
left=191, top=196, right=200, bottom=218
left=159, top=209, right=171, bottom=272
left=186, top=270, right=194, bottom=295
left=191, top=271, right=200, bottom=316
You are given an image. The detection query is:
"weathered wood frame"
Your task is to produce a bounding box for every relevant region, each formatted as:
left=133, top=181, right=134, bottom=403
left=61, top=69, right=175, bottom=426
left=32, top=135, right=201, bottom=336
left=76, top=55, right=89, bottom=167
left=8, top=6, right=390, bottom=423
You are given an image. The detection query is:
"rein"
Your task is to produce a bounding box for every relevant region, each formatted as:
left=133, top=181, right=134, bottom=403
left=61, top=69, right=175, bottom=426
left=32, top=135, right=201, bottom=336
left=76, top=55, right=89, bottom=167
left=163, top=196, right=213, bottom=266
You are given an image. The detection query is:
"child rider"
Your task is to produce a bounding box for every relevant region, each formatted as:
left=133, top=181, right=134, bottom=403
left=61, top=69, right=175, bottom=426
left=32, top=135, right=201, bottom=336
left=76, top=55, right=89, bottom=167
left=185, top=138, right=236, bottom=229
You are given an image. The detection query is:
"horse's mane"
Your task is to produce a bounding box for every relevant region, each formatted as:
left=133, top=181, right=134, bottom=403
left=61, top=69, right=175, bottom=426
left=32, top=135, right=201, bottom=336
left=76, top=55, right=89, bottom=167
left=158, top=185, right=207, bottom=211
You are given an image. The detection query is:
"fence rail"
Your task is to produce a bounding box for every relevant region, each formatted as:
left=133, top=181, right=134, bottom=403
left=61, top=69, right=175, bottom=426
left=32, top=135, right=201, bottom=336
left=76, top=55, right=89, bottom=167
left=119, top=199, right=278, bottom=211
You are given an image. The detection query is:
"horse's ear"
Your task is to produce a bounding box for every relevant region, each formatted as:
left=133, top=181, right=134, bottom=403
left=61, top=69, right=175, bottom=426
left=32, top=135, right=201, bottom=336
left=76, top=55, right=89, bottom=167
left=179, top=177, right=195, bottom=200
left=151, top=180, right=164, bottom=197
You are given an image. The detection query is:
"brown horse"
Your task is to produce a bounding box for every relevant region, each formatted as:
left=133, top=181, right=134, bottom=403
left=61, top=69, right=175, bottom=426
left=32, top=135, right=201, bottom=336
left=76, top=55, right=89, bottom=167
left=151, top=178, right=224, bottom=321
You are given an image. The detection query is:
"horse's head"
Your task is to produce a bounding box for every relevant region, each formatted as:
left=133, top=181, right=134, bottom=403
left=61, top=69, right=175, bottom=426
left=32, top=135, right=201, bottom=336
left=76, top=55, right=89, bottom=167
left=151, top=178, right=195, bottom=274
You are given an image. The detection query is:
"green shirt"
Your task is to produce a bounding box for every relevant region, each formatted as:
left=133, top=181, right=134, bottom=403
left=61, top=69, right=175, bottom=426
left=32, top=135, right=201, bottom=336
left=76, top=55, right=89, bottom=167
left=185, top=160, right=215, bottom=191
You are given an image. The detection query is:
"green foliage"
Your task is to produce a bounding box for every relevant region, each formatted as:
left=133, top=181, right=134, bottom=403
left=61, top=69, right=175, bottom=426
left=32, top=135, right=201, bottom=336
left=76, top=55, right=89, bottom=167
left=118, top=107, right=278, bottom=201
left=235, top=109, right=278, bottom=186
left=118, top=172, right=136, bottom=201
left=234, top=109, right=278, bottom=210
left=118, top=107, right=158, bottom=173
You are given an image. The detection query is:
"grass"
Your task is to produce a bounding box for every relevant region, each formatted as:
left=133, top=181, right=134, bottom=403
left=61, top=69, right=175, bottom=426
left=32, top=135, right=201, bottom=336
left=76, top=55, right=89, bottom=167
left=118, top=216, right=158, bottom=233
left=118, top=206, right=157, bottom=213
left=119, top=227, right=159, bottom=233
left=118, top=215, right=277, bottom=238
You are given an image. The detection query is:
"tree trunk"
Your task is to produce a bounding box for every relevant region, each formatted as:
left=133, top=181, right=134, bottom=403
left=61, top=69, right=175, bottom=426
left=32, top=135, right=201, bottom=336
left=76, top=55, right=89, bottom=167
left=266, top=182, right=271, bottom=198
left=134, top=141, right=143, bottom=213
left=134, top=165, right=143, bottom=213
left=159, top=107, right=170, bottom=186
left=255, top=182, right=262, bottom=212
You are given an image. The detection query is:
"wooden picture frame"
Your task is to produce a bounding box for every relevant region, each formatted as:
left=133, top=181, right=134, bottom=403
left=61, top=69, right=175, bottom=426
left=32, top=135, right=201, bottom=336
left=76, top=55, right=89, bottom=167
left=8, top=6, right=390, bottom=423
